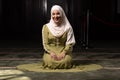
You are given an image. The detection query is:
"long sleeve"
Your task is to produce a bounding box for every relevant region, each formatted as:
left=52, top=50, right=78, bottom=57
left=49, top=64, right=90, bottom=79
left=63, top=27, right=76, bottom=53
left=63, top=44, right=73, bottom=53
left=42, top=25, right=51, bottom=53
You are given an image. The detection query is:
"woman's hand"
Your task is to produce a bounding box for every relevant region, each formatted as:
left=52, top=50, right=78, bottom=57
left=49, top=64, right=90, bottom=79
left=57, top=52, right=66, bottom=61
left=50, top=52, right=58, bottom=60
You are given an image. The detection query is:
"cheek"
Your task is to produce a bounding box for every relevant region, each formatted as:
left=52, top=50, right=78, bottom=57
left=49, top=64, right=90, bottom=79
left=52, top=14, right=55, bottom=18
left=52, top=14, right=61, bottom=18
left=57, top=14, right=61, bottom=18
left=52, top=16, right=55, bottom=20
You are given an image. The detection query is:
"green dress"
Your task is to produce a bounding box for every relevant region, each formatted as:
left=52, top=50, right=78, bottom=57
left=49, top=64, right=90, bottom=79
left=42, top=25, right=74, bottom=69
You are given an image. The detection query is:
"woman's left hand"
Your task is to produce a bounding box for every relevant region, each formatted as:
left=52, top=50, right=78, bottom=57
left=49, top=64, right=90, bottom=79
left=57, top=52, right=66, bottom=61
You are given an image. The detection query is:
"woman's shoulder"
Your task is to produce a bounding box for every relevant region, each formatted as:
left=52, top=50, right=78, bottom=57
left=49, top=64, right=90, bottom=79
left=43, top=24, right=48, bottom=28
left=42, top=24, right=49, bottom=30
left=43, top=24, right=47, bottom=27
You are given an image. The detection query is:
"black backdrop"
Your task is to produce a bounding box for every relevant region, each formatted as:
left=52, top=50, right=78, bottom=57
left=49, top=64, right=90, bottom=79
left=0, top=0, right=120, bottom=48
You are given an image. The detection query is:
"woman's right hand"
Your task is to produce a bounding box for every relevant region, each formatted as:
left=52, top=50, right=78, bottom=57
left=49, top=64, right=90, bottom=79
left=50, top=52, right=58, bottom=60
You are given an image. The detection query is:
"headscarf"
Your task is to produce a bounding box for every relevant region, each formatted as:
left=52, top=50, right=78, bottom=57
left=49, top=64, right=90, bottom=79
left=46, top=5, right=75, bottom=45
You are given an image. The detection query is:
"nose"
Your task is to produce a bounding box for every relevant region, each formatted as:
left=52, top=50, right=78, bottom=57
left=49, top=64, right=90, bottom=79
left=54, top=14, right=57, bottom=18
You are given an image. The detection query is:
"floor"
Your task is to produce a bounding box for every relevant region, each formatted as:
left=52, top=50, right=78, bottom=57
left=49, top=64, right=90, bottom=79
left=0, top=40, right=120, bottom=80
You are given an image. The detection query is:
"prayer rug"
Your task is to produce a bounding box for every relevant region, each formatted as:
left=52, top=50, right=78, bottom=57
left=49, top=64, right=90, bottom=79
left=16, top=62, right=103, bottom=72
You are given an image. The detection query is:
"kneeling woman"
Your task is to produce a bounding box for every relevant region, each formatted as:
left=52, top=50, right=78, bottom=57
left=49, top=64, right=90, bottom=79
left=42, top=5, right=76, bottom=69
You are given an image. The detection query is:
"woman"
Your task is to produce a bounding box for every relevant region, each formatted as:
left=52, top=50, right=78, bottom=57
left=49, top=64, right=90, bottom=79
left=42, top=5, right=75, bottom=69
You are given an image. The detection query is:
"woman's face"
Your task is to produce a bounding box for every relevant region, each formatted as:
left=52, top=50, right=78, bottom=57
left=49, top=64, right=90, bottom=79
left=52, top=10, right=62, bottom=25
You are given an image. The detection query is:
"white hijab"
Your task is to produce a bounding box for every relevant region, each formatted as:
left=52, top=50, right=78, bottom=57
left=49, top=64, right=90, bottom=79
left=46, top=5, right=75, bottom=45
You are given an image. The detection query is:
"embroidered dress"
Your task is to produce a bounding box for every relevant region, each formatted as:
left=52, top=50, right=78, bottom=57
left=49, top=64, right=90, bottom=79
left=42, top=25, right=74, bottom=69
left=42, top=5, right=75, bottom=69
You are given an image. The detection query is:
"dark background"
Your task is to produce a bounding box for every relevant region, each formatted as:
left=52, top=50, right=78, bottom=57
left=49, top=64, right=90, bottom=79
left=0, top=0, right=120, bottom=48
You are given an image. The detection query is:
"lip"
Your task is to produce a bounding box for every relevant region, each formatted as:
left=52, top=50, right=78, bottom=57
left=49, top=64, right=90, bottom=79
left=53, top=17, right=60, bottom=22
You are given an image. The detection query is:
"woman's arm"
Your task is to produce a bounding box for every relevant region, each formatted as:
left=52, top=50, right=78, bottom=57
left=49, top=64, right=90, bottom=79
left=63, top=27, right=75, bottom=54
left=63, top=44, right=73, bottom=53
left=42, top=25, right=58, bottom=60
left=42, top=25, right=51, bottom=53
